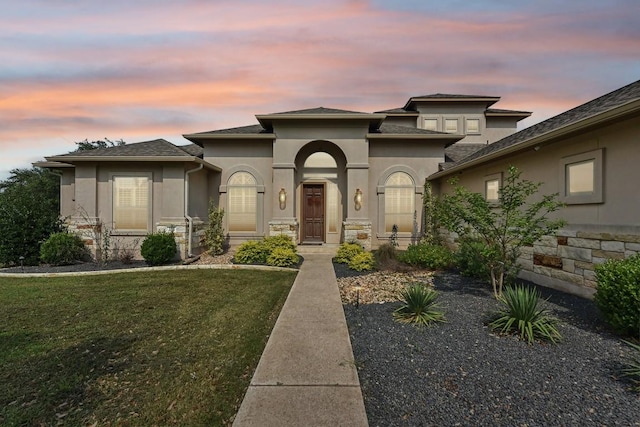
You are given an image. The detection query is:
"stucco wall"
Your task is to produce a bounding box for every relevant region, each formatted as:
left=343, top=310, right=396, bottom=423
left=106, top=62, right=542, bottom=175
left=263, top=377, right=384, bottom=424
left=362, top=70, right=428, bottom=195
left=433, top=115, right=640, bottom=297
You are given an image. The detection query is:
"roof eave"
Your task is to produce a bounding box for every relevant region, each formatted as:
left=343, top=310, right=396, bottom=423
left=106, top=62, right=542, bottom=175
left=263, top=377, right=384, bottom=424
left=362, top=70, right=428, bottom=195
left=403, top=96, right=501, bottom=111
left=428, top=98, right=640, bottom=181
left=183, top=133, right=275, bottom=141
left=45, top=155, right=222, bottom=171
left=33, top=161, right=75, bottom=168
left=485, top=112, right=532, bottom=119
left=368, top=133, right=464, bottom=147
left=256, top=113, right=386, bottom=129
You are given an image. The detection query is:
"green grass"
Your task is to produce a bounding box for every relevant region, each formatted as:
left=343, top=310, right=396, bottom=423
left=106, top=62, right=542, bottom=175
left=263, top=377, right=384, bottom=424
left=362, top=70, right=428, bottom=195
left=0, top=269, right=297, bottom=426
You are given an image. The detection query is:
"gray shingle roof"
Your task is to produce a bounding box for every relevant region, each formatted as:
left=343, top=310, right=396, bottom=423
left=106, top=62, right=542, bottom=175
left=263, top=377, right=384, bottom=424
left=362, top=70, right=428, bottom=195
left=189, top=124, right=270, bottom=135
left=410, top=93, right=499, bottom=100
left=267, top=106, right=369, bottom=115
left=376, top=123, right=447, bottom=135
left=485, top=108, right=532, bottom=116
left=446, top=79, right=640, bottom=170
left=444, top=143, right=487, bottom=163
left=375, top=107, right=418, bottom=114
left=53, top=139, right=200, bottom=158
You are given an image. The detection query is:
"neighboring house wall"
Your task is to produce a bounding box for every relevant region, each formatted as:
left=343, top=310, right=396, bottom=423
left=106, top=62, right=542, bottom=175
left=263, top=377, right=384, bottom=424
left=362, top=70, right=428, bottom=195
left=433, top=114, right=640, bottom=298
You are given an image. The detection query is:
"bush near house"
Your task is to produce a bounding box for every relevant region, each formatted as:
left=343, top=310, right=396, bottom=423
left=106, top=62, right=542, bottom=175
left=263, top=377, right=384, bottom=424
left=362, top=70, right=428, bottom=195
left=454, top=236, right=492, bottom=280
left=40, top=232, right=89, bottom=266
left=335, top=242, right=365, bottom=264
left=140, top=232, right=177, bottom=266
left=594, top=254, right=640, bottom=338
left=398, top=243, right=454, bottom=270
left=348, top=251, right=375, bottom=272
left=234, top=235, right=299, bottom=267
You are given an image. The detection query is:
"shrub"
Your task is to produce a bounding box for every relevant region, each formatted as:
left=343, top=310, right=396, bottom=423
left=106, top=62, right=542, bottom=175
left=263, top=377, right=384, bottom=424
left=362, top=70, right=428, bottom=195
left=267, top=247, right=299, bottom=268
left=140, top=232, right=177, bottom=266
left=374, top=242, right=397, bottom=270
left=398, top=243, right=453, bottom=270
left=594, top=255, right=640, bottom=337
left=263, top=234, right=296, bottom=252
left=335, top=242, right=364, bottom=264
left=234, top=240, right=270, bottom=264
left=204, top=202, right=225, bottom=255
left=40, top=232, right=88, bottom=266
left=622, top=340, right=640, bottom=392
left=455, top=236, right=491, bottom=280
left=348, top=251, right=375, bottom=272
left=489, top=284, right=562, bottom=345
left=393, top=284, right=445, bottom=326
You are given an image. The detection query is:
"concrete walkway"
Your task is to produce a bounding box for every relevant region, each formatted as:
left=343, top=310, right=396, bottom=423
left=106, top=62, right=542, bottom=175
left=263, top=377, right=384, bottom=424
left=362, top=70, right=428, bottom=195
left=233, top=253, right=369, bottom=426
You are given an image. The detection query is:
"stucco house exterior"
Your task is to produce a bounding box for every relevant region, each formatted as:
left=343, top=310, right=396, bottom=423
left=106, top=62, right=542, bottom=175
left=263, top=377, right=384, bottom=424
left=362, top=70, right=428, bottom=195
left=36, top=79, right=640, bottom=297
left=429, top=79, right=640, bottom=297
left=37, top=93, right=528, bottom=259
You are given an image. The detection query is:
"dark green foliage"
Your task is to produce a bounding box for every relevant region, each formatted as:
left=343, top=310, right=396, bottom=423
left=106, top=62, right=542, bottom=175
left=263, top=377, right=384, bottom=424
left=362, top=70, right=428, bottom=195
left=40, top=232, right=88, bottom=266
left=594, top=255, right=640, bottom=337
left=348, top=251, right=375, bottom=272
left=420, top=181, right=441, bottom=246
left=489, top=284, right=562, bottom=344
left=74, top=138, right=125, bottom=151
left=393, top=283, right=445, bottom=326
left=335, top=242, right=364, bottom=264
left=455, top=236, right=492, bottom=280
left=204, top=202, right=225, bottom=255
left=622, top=340, right=640, bottom=392
left=140, top=232, right=177, bottom=266
left=234, top=235, right=297, bottom=266
left=266, top=247, right=299, bottom=267
left=398, top=243, right=453, bottom=270
left=0, top=168, right=62, bottom=266
left=374, top=243, right=397, bottom=268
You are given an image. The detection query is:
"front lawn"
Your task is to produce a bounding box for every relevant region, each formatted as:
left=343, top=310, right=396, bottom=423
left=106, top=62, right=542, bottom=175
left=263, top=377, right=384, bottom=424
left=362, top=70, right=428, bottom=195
left=0, top=269, right=296, bottom=426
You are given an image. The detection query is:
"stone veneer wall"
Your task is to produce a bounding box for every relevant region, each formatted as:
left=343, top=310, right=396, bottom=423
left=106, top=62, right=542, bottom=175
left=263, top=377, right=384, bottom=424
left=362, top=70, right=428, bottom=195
left=343, top=220, right=372, bottom=250
left=268, top=219, right=299, bottom=242
left=442, top=227, right=640, bottom=299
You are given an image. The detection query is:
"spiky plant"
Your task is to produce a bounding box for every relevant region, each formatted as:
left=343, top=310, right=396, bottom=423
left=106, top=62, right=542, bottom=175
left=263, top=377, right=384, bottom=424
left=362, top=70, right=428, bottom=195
left=622, top=340, right=640, bottom=392
left=489, top=284, right=562, bottom=344
left=393, top=284, right=445, bottom=327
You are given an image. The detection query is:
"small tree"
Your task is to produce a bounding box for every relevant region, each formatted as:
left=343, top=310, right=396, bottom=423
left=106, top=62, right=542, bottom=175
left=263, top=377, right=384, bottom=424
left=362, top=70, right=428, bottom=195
left=75, top=138, right=125, bottom=151
left=439, top=166, right=565, bottom=298
left=420, top=180, right=441, bottom=246
left=204, top=202, right=225, bottom=255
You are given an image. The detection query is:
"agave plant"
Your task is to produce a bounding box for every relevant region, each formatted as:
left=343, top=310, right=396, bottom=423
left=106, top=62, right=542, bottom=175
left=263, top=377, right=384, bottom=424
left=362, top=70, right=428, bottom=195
left=393, top=283, right=445, bottom=326
left=489, top=284, right=562, bottom=344
left=622, top=340, right=640, bottom=392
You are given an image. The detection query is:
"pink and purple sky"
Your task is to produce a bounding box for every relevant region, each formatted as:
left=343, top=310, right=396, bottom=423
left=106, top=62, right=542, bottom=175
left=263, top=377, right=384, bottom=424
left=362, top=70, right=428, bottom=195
left=1, top=0, right=639, bottom=180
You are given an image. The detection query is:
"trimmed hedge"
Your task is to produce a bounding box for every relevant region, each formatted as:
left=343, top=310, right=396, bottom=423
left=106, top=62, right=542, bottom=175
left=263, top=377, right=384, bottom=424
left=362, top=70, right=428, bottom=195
left=234, top=235, right=298, bottom=267
left=594, top=255, right=640, bottom=337
left=141, top=232, right=177, bottom=266
left=40, top=232, right=88, bottom=266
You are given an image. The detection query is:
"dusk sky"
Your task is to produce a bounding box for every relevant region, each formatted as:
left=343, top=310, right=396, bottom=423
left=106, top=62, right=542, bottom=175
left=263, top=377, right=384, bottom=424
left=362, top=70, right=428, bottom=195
left=1, top=0, right=639, bottom=180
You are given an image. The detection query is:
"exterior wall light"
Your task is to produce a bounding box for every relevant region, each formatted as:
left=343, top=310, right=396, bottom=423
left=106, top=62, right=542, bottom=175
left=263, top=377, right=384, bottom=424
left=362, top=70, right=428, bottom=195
left=354, top=188, right=363, bottom=211
left=279, top=188, right=287, bottom=210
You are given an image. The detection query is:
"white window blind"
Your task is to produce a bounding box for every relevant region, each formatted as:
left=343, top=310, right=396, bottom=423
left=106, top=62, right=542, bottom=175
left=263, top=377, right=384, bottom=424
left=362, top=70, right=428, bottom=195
left=228, top=172, right=257, bottom=232
left=385, top=172, right=415, bottom=233
left=444, top=119, right=458, bottom=133
left=113, top=176, right=149, bottom=230
left=423, top=118, right=438, bottom=131
left=567, top=160, right=594, bottom=194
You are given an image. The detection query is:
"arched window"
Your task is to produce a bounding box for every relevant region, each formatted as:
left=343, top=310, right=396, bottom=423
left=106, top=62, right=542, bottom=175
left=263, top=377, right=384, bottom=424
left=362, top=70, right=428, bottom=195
left=228, top=171, right=257, bottom=232
left=384, top=172, right=415, bottom=233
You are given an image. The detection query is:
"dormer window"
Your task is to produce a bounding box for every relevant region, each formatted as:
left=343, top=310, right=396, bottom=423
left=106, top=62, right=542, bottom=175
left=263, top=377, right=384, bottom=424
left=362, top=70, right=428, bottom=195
left=444, top=118, right=459, bottom=134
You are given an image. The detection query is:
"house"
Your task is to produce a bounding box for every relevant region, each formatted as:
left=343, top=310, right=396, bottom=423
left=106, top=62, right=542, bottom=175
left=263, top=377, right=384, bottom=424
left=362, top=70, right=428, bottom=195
left=35, top=79, right=640, bottom=297
left=36, top=93, right=528, bottom=260
left=429, top=79, right=640, bottom=298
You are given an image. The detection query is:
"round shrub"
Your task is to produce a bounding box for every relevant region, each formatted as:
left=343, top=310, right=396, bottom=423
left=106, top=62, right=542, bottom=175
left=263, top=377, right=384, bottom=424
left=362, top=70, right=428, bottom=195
left=335, top=242, right=364, bottom=264
left=398, top=243, right=453, bottom=270
left=40, top=232, right=88, bottom=266
left=140, top=232, right=177, bottom=266
left=234, top=240, right=270, bottom=264
left=348, top=251, right=375, bottom=272
left=263, top=234, right=296, bottom=252
left=266, top=247, right=299, bottom=267
left=594, top=255, right=640, bottom=337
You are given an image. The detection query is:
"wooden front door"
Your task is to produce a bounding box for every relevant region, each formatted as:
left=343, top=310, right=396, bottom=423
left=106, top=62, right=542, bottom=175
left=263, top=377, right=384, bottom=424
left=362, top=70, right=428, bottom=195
left=303, top=184, right=324, bottom=242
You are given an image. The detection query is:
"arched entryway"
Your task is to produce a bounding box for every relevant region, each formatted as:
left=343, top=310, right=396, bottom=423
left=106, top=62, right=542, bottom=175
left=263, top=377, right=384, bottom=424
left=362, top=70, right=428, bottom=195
left=294, top=141, right=347, bottom=245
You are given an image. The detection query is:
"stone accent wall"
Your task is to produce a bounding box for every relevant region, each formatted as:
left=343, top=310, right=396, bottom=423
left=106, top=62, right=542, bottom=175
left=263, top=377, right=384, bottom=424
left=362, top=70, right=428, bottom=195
left=269, top=219, right=299, bottom=242
left=441, top=227, right=640, bottom=298
left=157, top=222, right=188, bottom=259
left=343, top=220, right=372, bottom=250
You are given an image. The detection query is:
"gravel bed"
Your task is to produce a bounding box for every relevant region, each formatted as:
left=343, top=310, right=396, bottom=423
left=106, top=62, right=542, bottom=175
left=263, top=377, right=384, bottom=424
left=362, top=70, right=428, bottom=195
left=341, top=270, right=640, bottom=426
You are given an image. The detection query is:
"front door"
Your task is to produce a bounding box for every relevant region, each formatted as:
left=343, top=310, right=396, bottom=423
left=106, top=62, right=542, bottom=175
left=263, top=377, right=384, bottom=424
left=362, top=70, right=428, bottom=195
left=303, top=184, right=324, bottom=242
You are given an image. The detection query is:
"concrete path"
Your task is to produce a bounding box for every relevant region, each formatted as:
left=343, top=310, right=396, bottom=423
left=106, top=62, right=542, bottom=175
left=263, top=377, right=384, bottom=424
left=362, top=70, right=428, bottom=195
left=233, top=253, right=369, bottom=426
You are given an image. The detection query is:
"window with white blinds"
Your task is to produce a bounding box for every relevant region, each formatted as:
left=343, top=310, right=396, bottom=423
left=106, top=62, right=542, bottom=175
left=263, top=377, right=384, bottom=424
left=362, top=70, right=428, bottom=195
left=384, top=172, right=415, bottom=233
left=228, top=171, right=257, bottom=232
left=113, top=176, right=150, bottom=230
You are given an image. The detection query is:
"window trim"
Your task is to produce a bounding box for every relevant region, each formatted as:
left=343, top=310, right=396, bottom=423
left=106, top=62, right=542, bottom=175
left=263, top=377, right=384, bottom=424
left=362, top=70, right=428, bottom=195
left=559, top=149, right=604, bottom=204
left=484, top=172, right=502, bottom=203
left=110, top=172, right=153, bottom=234
left=466, top=118, right=481, bottom=135
left=444, top=117, right=459, bottom=134
left=421, top=117, right=439, bottom=132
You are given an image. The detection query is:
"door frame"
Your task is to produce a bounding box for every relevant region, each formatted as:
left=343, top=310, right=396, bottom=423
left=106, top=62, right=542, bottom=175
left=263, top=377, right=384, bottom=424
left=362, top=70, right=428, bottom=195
left=301, top=182, right=325, bottom=243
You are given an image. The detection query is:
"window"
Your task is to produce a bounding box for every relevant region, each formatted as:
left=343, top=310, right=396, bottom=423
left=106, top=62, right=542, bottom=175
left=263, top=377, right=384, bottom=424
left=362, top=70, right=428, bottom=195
left=560, top=149, right=603, bottom=204
left=484, top=172, right=502, bottom=202
left=466, top=118, right=480, bottom=134
left=113, top=175, right=150, bottom=231
left=444, top=118, right=459, bottom=133
left=384, top=172, right=415, bottom=233
left=422, top=118, right=438, bottom=131
left=227, top=171, right=257, bottom=232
